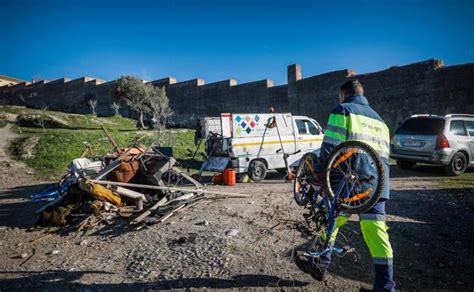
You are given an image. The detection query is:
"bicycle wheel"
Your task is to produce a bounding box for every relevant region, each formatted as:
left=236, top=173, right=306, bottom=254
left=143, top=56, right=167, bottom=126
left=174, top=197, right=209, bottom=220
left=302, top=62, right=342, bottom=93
left=294, top=153, right=318, bottom=206
left=323, top=141, right=384, bottom=214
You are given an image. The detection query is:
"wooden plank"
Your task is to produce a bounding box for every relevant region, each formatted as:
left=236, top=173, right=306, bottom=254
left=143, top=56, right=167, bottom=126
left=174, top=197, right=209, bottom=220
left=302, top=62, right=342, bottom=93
left=171, top=166, right=203, bottom=188
left=158, top=203, right=185, bottom=224
left=102, top=126, right=119, bottom=150
left=172, top=193, right=195, bottom=201
left=19, top=248, right=36, bottom=267
left=131, top=197, right=168, bottom=224
left=88, top=180, right=250, bottom=198
left=92, top=159, right=122, bottom=180
left=176, top=197, right=205, bottom=213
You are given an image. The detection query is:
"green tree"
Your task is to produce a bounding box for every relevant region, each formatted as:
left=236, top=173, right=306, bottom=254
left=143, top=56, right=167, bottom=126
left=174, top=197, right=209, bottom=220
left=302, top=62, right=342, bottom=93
left=147, top=86, right=174, bottom=142
left=114, top=76, right=152, bottom=129
left=149, top=87, right=174, bottom=126
left=114, top=76, right=173, bottom=131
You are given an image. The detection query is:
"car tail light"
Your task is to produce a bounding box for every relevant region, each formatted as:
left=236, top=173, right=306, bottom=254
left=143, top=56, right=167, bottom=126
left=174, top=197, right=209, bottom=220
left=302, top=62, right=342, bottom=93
left=436, top=134, right=450, bottom=149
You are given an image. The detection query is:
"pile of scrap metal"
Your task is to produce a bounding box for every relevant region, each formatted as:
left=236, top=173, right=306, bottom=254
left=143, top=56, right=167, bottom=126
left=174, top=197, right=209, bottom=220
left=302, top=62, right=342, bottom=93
left=34, top=130, right=248, bottom=233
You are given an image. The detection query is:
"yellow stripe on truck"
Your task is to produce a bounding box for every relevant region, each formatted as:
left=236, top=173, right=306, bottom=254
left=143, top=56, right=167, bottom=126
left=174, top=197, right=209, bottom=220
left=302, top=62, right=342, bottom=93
left=300, top=138, right=323, bottom=143
left=233, top=138, right=322, bottom=147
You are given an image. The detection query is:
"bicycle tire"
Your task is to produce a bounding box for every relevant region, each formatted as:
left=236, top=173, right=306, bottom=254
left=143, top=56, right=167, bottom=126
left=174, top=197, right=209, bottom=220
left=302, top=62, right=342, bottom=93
left=323, top=141, right=384, bottom=214
left=293, top=153, right=318, bottom=206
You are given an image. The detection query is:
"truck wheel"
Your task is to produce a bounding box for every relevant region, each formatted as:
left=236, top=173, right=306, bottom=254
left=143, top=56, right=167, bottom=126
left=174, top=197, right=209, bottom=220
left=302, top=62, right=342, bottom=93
left=445, top=152, right=467, bottom=176
left=396, top=159, right=416, bottom=170
left=248, top=160, right=267, bottom=182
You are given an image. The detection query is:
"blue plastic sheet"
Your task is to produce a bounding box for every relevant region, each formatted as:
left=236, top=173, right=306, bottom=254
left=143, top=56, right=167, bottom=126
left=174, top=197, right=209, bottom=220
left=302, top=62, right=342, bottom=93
left=31, top=177, right=74, bottom=202
left=31, top=184, right=60, bottom=202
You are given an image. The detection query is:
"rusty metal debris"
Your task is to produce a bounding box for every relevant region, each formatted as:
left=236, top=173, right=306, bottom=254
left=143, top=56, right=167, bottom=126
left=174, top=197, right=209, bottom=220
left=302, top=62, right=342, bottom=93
left=34, top=130, right=247, bottom=233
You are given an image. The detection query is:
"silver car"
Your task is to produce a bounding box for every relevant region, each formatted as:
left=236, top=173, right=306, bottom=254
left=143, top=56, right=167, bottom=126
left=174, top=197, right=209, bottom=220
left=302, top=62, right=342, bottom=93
left=390, top=114, right=474, bottom=176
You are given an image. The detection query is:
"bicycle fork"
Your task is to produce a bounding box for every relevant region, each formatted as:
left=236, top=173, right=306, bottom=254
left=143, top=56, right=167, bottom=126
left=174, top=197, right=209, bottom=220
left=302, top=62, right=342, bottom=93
left=304, top=195, right=350, bottom=261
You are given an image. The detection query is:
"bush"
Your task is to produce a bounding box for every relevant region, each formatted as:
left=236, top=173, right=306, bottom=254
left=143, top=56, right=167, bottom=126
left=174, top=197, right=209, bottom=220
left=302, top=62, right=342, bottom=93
left=16, top=114, right=67, bottom=129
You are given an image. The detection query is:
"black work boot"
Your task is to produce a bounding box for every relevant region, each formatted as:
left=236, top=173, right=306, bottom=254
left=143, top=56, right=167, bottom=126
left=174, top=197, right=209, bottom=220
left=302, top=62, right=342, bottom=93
left=295, top=255, right=328, bottom=281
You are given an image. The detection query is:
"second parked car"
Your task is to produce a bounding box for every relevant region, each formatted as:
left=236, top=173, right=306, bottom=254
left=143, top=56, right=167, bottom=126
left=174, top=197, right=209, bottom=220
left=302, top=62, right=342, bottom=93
left=390, top=114, right=474, bottom=176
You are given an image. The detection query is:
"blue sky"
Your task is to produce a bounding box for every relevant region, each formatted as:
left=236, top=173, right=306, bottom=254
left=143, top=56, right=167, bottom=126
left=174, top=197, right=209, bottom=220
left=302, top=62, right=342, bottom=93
left=1, top=0, right=473, bottom=84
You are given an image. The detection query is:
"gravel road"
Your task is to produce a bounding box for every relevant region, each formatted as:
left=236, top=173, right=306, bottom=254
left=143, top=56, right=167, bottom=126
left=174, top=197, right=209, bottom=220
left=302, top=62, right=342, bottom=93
left=0, top=125, right=473, bottom=290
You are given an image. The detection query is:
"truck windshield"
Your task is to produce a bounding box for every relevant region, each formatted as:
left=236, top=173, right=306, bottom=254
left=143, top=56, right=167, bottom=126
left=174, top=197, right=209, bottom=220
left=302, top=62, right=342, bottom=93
left=396, top=118, right=445, bottom=135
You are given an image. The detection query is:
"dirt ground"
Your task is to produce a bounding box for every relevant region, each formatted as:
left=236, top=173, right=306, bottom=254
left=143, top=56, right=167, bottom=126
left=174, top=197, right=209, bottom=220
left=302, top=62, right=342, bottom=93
left=0, top=125, right=473, bottom=291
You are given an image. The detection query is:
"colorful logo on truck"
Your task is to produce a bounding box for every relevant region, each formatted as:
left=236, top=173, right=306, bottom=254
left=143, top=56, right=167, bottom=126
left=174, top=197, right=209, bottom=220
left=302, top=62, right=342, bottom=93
left=235, top=114, right=260, bottom=135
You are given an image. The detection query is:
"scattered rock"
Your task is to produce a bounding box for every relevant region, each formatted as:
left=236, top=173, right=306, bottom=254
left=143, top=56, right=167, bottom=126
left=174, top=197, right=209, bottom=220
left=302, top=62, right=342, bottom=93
left=196, top=220, right=209, bottom=226
left=50, top=250, right=60, bottom=255
left=149, top=271, right=159, bottom=277
left=170, top=233, right=197, bottom=245
left=226, top=229, right=240, bottom=238
left=20, top=253, right=28, bottom=259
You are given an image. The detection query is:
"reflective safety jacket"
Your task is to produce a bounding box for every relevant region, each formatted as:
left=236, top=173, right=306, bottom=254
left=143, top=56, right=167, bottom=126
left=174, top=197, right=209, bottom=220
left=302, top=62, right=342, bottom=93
left=317, top=94, right=390, bottom=199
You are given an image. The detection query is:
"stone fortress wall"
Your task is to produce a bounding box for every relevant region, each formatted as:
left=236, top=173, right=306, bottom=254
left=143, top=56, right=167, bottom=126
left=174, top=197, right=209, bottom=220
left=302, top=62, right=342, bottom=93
left=1, top=59, right=473, bottom=131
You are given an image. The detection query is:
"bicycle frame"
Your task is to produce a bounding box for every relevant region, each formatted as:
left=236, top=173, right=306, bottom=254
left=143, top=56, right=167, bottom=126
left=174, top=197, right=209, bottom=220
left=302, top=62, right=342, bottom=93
left=301, top=177, right=348, bottom=259
left=295, top=141, right=384, bottom=262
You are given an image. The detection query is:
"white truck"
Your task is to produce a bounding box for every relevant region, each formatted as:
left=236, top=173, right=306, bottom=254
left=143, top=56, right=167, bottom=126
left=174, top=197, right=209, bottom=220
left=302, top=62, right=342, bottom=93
left=196, top=113, right=324, bottom=181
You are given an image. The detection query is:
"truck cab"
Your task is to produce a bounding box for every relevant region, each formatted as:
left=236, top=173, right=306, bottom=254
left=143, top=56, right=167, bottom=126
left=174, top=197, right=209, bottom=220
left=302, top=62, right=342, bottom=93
left=293, top=115, right=324, bottom=157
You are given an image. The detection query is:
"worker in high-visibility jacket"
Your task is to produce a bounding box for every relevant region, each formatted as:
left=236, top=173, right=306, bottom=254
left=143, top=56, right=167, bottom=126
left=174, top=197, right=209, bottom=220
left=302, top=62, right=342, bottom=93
left=296, top=80, right=395, bottom=292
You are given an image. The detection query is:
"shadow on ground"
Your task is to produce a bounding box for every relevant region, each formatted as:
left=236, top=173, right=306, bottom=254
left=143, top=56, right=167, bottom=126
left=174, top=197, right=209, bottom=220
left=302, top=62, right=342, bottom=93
left=291, top=187, right=474, bottom=290
left=390, top=164, right=474, bottom=178
left=0, top=270, right=308, bottom=289
left=0, top=183, right=53, bottom=229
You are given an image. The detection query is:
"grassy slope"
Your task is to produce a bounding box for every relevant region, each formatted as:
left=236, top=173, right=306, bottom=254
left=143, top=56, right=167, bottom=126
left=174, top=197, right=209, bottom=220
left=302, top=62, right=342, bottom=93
left=10, top=127, right=202, bottom=178
left=0, top=105, right=137, bottom=130
left=2, top=106, right=202, bottom=179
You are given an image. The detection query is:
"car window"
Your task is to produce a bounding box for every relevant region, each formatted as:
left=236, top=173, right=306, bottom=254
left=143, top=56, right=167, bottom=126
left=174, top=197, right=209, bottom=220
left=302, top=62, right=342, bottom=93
left=306, top=121, right=320, bottom=135
left=396, top=118, right=445, bottom=135
left=465, top=121, right=474, bottom=136
left=450, top=120, right=467, bottom=136
left=296, top=120, right=308, bottom=134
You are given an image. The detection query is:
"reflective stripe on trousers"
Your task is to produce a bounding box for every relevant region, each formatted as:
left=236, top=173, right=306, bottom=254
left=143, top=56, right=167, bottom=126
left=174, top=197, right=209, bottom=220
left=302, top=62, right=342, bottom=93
left=318, top=200, right=395, bottom=291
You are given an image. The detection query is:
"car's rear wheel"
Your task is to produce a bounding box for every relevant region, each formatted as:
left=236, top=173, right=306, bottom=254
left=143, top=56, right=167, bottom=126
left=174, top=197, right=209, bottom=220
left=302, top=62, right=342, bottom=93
left=445, top=152, right=467, bottom=176
left=396, top=159, right=416, bottom=170
left=248, top=160, right=267, bottom=181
